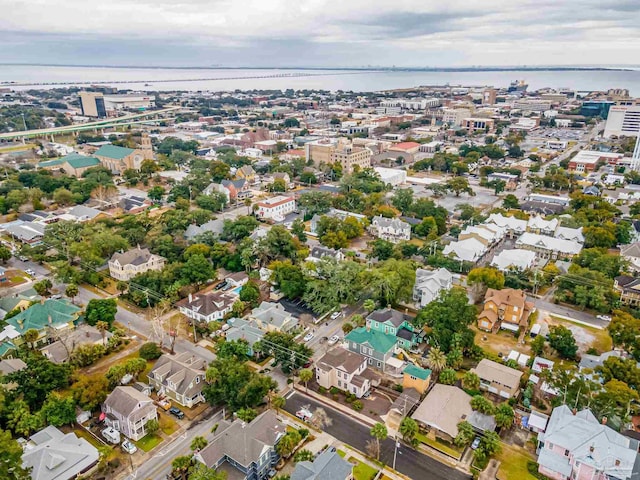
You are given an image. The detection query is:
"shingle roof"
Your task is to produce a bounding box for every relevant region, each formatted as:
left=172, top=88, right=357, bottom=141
left=110, top=246, right=159, bottom=266
left=94, top=144, right=135, bottom=160
left=367, top=308, right=408, bottom=328
left=472, top=359, right=523, bottom=390
left=103, top=386, right=153, bottom=419
left=345, top=327, right=397, bottom=354
left=291, top=449, right=353, bottom=480
left=412, top=385, right=472, bottom=438
left=317, top=348, right=365, bottom=374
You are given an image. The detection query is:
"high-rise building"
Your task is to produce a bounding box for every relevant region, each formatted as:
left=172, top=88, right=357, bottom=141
left=79, top=92, right=106, bottom=118
left=604, top=106, right=640, bottom=138
left=482, top=89, right=497, bottom=105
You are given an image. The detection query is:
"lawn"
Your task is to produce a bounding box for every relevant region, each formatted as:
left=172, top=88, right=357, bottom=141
left=337, top=449, right=346, bottom=458
left=496, top=443, right=538, bottom=480
left=348, top=456, right=379, bottom=480
left=415, top=432, right=463, bottom=459
left=548, top=315, right=612, bottom=353
left=158, top=412, right=179, bottom=435
left=73, top=428, right=106, bottom=450
left=135, top=433, right=163, bottom=452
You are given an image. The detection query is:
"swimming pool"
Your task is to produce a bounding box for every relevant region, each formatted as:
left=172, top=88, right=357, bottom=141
left=231, top=286, right=242, bottom=295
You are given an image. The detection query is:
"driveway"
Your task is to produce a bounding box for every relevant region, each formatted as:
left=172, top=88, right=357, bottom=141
left=284, top=391, right=470, bottom=480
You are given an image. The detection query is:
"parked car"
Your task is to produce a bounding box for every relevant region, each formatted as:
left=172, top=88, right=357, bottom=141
left=596, top=315, right=612, bottom=322
left=296, top=408, right=313, bottom=421
left=51, top=294, right=62, bottom=300
left=303, top=332, right=314, bottom=342
left=330, top=311, right=341, bottom=320
left=121, top=439, right=138, bottom=454
left=25, top=269, right=35, bottom=276
left=471, top=437, right=481, bottom=450
left=169, top=407, right=185, bottom=419
left=327, top=335, right=340, bottom=346
left=19, top=256, right=28, bottom=261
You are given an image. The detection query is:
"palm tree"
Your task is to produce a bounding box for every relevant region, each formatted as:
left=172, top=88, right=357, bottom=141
left=96, top=321, right=109, bottom=346
left=370, top=423, right=388, bottom=460
left=462, top=371, right=480, bottom=391
left=399, top=417, right=418, bottom=443
left=425, top=347, right=447, bottom=374
left=171, top=455, right=192, bottom=480
left=65, top=284, right=79, bottom=305
left=190, top=436, right=208, bottom=452
left=244, top=198, right=252, bottom=215
left=363, top=299, right=376, bottom=313
left=299, top=368, right=313, bottom=392
left=272, top=395, right=286, bottom=414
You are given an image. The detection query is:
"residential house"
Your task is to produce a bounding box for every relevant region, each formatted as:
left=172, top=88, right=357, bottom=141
left=306, top=246, right=345, bottom=263
left=235, top=165, right=257, bottom=184
left=537, top=405, right=640, bottom=480
left=94, top=144, right=148, bottom=174
left=458, top=224, right=505, bottom=247
left=264, top=172, right=292, bottom=190
left=203, top=182, right=231, bottom=202
left=22, top=426, right=99, bottom=480
left=119, top=194, right=152, bottom=214
left=411, top=384, right=496, bottom=443
left=478, top=288, right=534, bottom=332
left=255, top=195, right=296, bottom=221
left=225, top=271, right=249, bottom=289
left=487, top=172, right=518, bottom=190
left=621, top=242, right=640, bottom=274
left=344, top=327, right=399, bottom=373
left=225, top=318, right=264, bottom=356
left=615, top=275, right=640, bottom=307
left=366, top=308, right=420, bottom=350
left=526, top=216, right=559, bottom=236
left=176, top=290, right=237, bottom=323
left=578, top=350, right=622, bottom=372
left=102, top=386, right=158, bottom=441
left=108, top=246, right=166, bottom=281
left=472, top=359, right=523, bottom=399
left=291, top=448, right=354, bottom=480
left=516, top=232, right=583, bottom=260
left=60, top=205, right=106, bottom=222
left=412, top=268, right=453, bottom=308
left=41, top=324, right=112, bottom=364
left=442, top=237, right=487, bottom=263
left=490, top=249, right=537, bottom=272
left=485, top=213, right=527, bottom=238
left=387, top=388, right=422, bottom=430
left=222, top=179, right=252, bottom=201
left=2, top=299, right=81, bottom=348
left=369, top=216, right=411, bottom=244
left=402, top=364, right=432, bottom=395
left=0, top=358, right=26, bottom=390
left=195, top=410, right=285, bottom=480
left=315, top=348, right=371, bottom=398
left=185, top=218, right=225, bottom=241
left=3, top=220, right=46, bottom=244
left=249, top=301, right=299, bottom=333
left=0, top=287, right=40, bottom=318
left=147, top=353, right=207, bottom=408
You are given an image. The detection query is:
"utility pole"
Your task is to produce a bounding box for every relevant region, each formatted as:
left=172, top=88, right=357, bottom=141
left=393, top=432, right=400, bottom=470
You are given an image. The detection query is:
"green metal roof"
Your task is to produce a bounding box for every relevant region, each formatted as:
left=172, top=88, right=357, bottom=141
left=345, top=327, right=397, bottom=354
left=0, top=341, right=17, bottom=357
left=65, top=155, right=101, bottom=169
left=6, top=299, right=81, bottom=333
left=38, top=158, right=65, bottom=167
left=94, top=144, right=135, bottom=160
left=403, top=364, right=431, bottom=380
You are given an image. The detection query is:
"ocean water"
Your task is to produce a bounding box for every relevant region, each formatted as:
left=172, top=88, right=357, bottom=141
left=2, top=65, right=640, bottom=95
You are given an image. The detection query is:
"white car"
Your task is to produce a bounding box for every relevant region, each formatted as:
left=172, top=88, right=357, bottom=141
left=303, top=332, right=314, bottom=342
left=596, top=315, right=612, bottom=322
left=25, top=269, right=35, bottom=276
left=121, top=439, right=137, bottom=454
left=296, top=408, right=313, bottom=421
left=327, top=335, right=340, bottom=346
left=330, top=311, right=341, bottom=320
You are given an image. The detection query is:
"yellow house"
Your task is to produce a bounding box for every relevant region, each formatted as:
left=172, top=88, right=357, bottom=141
left=402, top=364, right=432, bottom=395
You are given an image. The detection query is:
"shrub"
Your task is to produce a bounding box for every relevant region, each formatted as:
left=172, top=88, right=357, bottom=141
left=318, top=386, right=327, bottom=394
left=329, top=387, right=340, bottom=395
left=352, top=400, right=363, bottom=411
left=298, top=428, right=309, bottom=439
left=139, top=342, right=163, bottom=360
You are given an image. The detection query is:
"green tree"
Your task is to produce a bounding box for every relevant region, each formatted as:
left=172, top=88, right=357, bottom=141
left=272, top=395, right=286, bottom=413
left=236, top=407, right=257, bottom=422
left=171, top=455, right=192, bottom=480
left=147, top=185, right=165, bottom=202
left=299, top=368, right=313, bottom=392
left=462, top=371, right=480, bottom=391
left=64, top=283, right=79, bottom=304
left=467, top=267, right=505, bottom=302
left=85, top=298, right=117, bottom=327
left=470, top=395, right=495, bottom=415
left=399, top=417, right=418, bottom=443
left=494, top=403, right=515, bottom=429
left=190, top=436, right=208, bottom=452
left=145, top=418, right=159, bottom=434
left=363, top=299, right=376, bottom=313
left=0, top=245, right=11, bottom=263
left=182, top=253, right=215, bottom=285
left=294, top=449, right=314, bottom=463
left=188, top=463, right=227, bottom=480
left=33, top=278, right=52, bottom=296
left=239, top=281, right=261, bottom=307
left=40, top=393, right=76, bottom=427
left=530, top=335, right=546, bottom=356
left=291, top=218, right=307, bottom=242
left=391, top=188, right=414, bottom=214
left=454, top=420, right=474, bottom=447
left=548, top=325, right=578, bottom=359
left=446, top=349, right=463, bottom=369
left=139, top=342, right=163, bottom=360
left=71, top=374, right=109, bottom=410
left=439, top=368, right=457, bottom=385
left=502, top=194, right=520, bottom=209
left=445, top=177, right=474, bottom=197
left=255, top=331, right=313, bottom=374
left=425, top=347, right=447, bottom=374
left=276, top=430, right=302, bottom=458
left=369, top=423, right=388, bottom=460
left=0, top=428, right=32, bottom=479
left=216, top=339, right=249, bottom=360
left=23, top=329, right=39, bottom=349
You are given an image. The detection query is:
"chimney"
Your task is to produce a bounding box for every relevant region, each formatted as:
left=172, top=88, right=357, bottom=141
left=602, top=416, right=608, bottom=425
left=48, top=315, right=52, bottom=324
left=41, top=298, right=45, bottom=305
left=188, top=293, right=193, bottom=304
left=572, top=408, right=577, bottom=415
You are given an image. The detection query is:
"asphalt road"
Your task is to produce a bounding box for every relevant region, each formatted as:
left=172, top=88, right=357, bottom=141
left=284, top=392, right=470, bottom=480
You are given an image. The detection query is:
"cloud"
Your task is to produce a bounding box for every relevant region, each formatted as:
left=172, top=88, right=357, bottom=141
left=0, top=0, right=638, bottom=66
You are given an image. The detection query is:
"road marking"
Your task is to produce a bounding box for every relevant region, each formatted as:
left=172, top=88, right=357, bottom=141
left=285, top=390, right=296, bottom=400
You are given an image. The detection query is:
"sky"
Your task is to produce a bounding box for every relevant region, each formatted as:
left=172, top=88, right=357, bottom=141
left=1, top=0, right=639, bottom=68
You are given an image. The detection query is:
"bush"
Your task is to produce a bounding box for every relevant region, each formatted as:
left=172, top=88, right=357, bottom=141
left=298, top=428, right=309, bottom=439
left=352, top=400, right=363, bottom=411
left=318, top=386, right=327, bottom=394
left=329, top=387, right=340, bottom=395
left=139, top=342, right=163, bottom=360
left=393, top=384, right=404, bottom=392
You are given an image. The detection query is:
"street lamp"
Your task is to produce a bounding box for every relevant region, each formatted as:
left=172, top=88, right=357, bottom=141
left=393, top=433, right=401, bottom=470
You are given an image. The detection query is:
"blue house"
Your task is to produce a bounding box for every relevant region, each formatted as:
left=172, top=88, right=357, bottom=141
left=366, top=308, right=420, bottom=350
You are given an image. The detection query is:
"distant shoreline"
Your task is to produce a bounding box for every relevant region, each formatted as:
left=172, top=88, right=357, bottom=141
left=0, top=63, right=635, bottom=72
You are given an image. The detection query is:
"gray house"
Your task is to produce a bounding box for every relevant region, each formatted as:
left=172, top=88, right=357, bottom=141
left=225, top=318, right=265, bottom=356
left=22, top=426, right=99, bottom=480
left=147, top=352, right=207, bottom=408
left=369, top=216, right=411, bottom=244
left=344, top=327, right=399, bottom=373
left=195, top=410, right=285, bottom=480
left=102, top=386, right=157, bottom=441
left=291, top=449, right=353, bottom=480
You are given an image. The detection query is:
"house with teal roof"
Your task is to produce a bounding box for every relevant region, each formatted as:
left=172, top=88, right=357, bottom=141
left=366, top=308, right=421, bottom=350
left=3, top=299, right=81, bottom=347
left=94, top=144, right=146, bottom=174
left=345, top=326, right=398, bottom=372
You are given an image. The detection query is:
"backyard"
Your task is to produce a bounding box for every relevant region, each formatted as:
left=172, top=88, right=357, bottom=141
left=496, top=443, right=538, bottom=480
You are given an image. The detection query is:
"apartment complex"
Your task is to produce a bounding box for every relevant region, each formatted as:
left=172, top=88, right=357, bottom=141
left=305, top=138, right=372, bottom=173
left=604, top=105, right=640, bottom=138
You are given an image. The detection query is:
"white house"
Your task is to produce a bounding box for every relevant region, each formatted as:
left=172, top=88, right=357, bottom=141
left=255, top=195, right=296, bottom=221
left=369, top=216, right=411, bottom=244
left=443, top=237, right=487, bottom=263
left=413, top=268, right=453, bottom=308
left=176, top=291, right=237, bottom=323
left=102, top=386, right=158, bottom=441
left=490, top=249, right=537, bottom=272
left=315, top=348, right=371, bottom=398
left=108, top=246, right=166, bottom=281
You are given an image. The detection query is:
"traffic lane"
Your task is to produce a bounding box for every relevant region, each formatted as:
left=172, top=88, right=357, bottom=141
left=285, top=392, right=469, bottom=480
left=528, top=297, right=606, bottom=328
left=7, top=257, right=50, bottom=277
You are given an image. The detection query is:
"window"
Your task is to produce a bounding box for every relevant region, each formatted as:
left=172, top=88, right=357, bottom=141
left=564, top=449, right=569, bottom=457
left=615, top=460, right=621, bottom=467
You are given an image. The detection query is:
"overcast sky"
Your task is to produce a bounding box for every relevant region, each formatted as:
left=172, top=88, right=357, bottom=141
left=1, top=0, right=639, bottom=67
